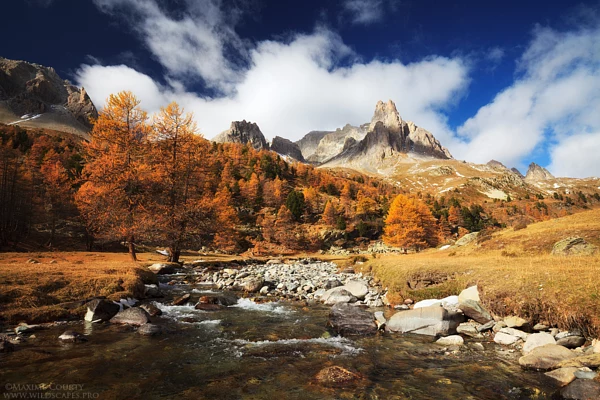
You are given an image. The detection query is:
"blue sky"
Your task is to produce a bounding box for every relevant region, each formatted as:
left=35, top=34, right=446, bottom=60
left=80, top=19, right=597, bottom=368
left=2, top=0, right=600, bottom=177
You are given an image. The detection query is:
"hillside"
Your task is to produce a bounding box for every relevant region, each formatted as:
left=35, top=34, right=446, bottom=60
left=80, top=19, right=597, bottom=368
left=360, top=208, right=600, bottom=336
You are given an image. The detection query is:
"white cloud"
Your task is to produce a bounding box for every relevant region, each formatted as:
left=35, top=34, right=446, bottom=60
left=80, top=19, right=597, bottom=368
left=486, top=47, right=504, bottom=64
left=455, top=24, right=600, bottom=177
left=92, top=0, right=247, bottom=94
left=77, top=27, right=469, bottom=143
left=548, top=132, right=600, bottom=178
left=342, top=0, right=384, bottom=25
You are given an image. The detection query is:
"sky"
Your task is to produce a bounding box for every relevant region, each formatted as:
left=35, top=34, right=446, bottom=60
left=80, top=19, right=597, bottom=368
left=1, top=0, right=600, bottom=178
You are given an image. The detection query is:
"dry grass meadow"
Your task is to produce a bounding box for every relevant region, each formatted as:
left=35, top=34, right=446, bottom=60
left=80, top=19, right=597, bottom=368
left=359, top=208, right=600, bottom=336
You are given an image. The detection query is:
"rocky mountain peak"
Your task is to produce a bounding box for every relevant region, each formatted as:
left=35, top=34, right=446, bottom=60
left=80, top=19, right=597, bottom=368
left=270, top=136, right=305, bottom=162
left=213, top=120, right=269, bottom=151
left=525, top=162, right=555, bottom=181
left=369, top=99, right=403, bottom=133
left=487, top=160, right=507, bottom=169
left=0, top=57, right=98, bottom=134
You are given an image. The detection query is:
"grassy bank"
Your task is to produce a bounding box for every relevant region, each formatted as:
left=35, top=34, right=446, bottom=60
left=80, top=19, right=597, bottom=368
left=0, top=252, right=158, bottom=324
left=359, top=209, right=600, bottom=337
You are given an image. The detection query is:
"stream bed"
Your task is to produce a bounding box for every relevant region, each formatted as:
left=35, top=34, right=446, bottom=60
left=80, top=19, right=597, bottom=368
left=0, top=271, right=557, bottom=399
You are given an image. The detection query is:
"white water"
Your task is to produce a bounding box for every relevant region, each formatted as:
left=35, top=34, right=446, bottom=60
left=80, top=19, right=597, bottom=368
left=231, top=298, right=293, bottom=315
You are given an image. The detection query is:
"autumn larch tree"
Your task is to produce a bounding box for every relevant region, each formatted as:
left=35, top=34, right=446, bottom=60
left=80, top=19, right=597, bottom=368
left=383, top=194, right=438, bottom=252
left=75, top=91, right=151, bottom=261
left=148, top=102, right=211, bottom=263
left=322, top=200, right=337, bottom=227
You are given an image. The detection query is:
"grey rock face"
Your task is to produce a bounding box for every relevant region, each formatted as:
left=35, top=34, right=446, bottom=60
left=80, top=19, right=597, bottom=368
left=518, top=344, right=576, bottom=371
left=295, top=130, right=329, bottom=161
left=328, top=303, right=377, bottom=336
left=0, top=57, right=97, bottom=134
left=386, top=305, right=464, bottom=336
left=270, top=136, right=305, bottom=161
left=525, top=162, right=555, bottom=181
left=459, top=299, right=493, bottom=324
left=213, top=120, right=268, bottom=150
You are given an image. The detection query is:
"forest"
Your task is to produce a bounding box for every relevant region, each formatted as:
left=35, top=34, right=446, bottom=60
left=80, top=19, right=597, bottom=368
left=1, top=91, right=598, bottom=260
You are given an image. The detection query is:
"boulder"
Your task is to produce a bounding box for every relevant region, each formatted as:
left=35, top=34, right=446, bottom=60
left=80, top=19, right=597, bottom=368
left=523, top=333, right=556, bottom=354
left=559, top=379, right=600, bottom=400
left=459, top=299, right=493, bottom=324
left=518, top=344, right=576, bottom=371
left=140, top=303, right=162, bottom=317
left=172, top=293, right=191, bottom=306
left=374, top=311, right=386, bottom=329
left=544, top=367, right=579, bottom=387
left=322, top=287, right=357, bottom=305
left=14, top=323, right=38, bottom=335
left=315, top=366, right=362, bottom=386
left=84, top=299, right=120, bottom=322
left=574, top=369, right=597, bottom=380
left=552, top=237, right=598, bottom=256
left=138, top=324, right=162, bottom=336
left=386, top=305, right=464, bottom=336
left=147, top=263, right=178, bottom=275
left=504, top=316, right=530, bottom=330
left=458, top=285, right=480, bottom=303
left=328, top=303, right=377, bottom=336
left=455, top=232, right=479, bottom=246
left=557, top=353, right=600, bottom=369
left=500, top=327, right=529, bottom=340
left=243, top=278, right=264, bottom=293
left=414, top=299, right=442, bottom=309
left=324, top=279, right=343, bottom=289
left=110, top=307, right=151, bottom=326
left=494, top=332, right=521, bottom=346
left=58, top=331, right=87, bottom=343
left=343, top=280, right=369, bottom=300
left=457, top=322, right=483, bottom=338
left=436, top=335, right=464, bottom=346
left=144, top=284, right=163, bottom=298
left=557, top=336, right=586, bottom=349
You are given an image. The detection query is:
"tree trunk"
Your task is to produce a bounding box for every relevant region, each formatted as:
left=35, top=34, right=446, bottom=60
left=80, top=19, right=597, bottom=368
left=128, top=235, right=137, bottom=262
left=168, top=246, right=180, bottom=263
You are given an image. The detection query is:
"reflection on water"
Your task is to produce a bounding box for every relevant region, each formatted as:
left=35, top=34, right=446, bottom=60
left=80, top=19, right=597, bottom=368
left=0, top=278, right=556, bottom=400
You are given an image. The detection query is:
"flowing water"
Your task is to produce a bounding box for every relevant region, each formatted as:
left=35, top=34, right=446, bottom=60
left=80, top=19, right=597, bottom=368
left=0, top=273, right=557, bottom=400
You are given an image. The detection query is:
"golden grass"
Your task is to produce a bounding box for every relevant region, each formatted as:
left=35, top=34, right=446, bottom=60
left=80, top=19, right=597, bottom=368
left=0, top=252, right=158, bottom=324
left=359, top=209, right=600, bottom=337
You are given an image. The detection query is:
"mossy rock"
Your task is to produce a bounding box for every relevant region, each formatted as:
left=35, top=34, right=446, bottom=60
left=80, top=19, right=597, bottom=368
left=551, top=237, right=597, bottom=256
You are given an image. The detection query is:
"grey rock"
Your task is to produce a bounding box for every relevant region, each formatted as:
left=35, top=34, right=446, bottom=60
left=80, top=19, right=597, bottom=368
left=544, top=367, right=578, bottom=387
left=140, top=303, right=162, bottom=317
left=110, top=307, right=151, bottom=326
left=58, top=330, right=87, bottom=343
left=574, top=368, right=597, bottom=380
left=386, top=305, right=464, bottom=336
left=504, top=316, right=530, bottom=330
left=457, top=322, right=484, bottom=338
left=494, top=332, right=521, bottom=346
left=458, top=285, right=480, bottom=303
left=559, top=379, right=600, bottom=400
left=477, top=320, right=495, bottom=332
left=147, top=263, right=178, bottom=275
left=552, top=237, right=597, bottom=256
left=213, top=120, right=268, bottom=151
left=322, top=287, right=357, bottom=305
left=84, top=299, right=120, bottom=322
left=271, top=136, right=305, bottom=162
left=518, top=344, right=576, bottom=371
left=523, top=333, right=556, bottom=354
left=328, top=303, right=377, bottom=336
left=525, top=162, right=555, bottom=181
left=343, top=280, right=369, bottom=300
left=459, top=299, right=493, bottom=324
left=557, top=336, right=587, bottom=349
left=144, top=284, right=163, bottom=298
left=436, top=335, right=464, bottom=346
left=243, top=278, right=264, bottom=293
left=455, top=232, right=479, bottom=246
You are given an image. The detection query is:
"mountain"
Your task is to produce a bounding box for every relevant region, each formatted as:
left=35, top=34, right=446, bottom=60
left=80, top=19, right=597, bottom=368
left=303, top=123, right=368, bottom=164
left=319, top=100, right=452, bottom=173
left=213, top=120, right=268, bottom=150
left=525, top=162, right=555, bottom=182
left=270, top=136, right=305, bottom=162
left=0, top=57, right=97, bottom=136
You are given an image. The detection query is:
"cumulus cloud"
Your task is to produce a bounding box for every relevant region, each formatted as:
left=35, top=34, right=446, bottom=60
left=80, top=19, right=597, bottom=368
left=77, top=28, right=468, bottom=143
left=548, top=132, right=600, bottom=178
left=456, top=24, right=600, bottom=177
